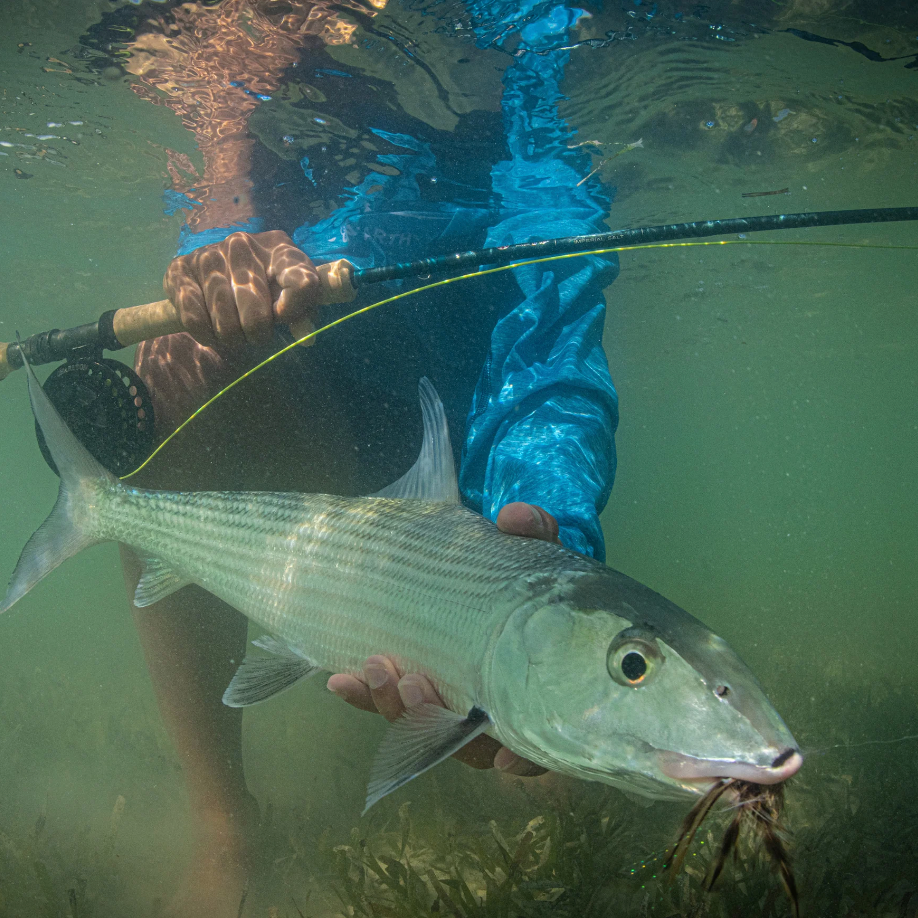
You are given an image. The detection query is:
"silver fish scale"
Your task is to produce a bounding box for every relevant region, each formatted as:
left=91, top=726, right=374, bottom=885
left=96, top=485, right=580, bottom=711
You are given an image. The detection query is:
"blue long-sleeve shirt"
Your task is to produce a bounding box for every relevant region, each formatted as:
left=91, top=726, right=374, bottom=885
left=172, top=1, right=619, bottom=559
left=460, top=1, right=619, bottom=557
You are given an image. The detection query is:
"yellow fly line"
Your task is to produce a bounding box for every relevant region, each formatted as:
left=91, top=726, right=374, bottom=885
left=120, top=237, right=917, bottom=480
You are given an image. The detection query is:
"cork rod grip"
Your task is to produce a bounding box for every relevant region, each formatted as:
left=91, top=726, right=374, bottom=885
left=0, top=259, right=356, bottom=380
left=112, top=258, right=356, bottom=346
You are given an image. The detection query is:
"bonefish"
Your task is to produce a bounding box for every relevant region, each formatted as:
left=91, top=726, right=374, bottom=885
left=2, top=355, right=801, bottom=810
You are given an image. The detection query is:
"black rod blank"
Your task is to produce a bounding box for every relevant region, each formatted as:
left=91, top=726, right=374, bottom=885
left=353, top=207, right=918, bottom=286
left=6, top=206, right=917, bottom=370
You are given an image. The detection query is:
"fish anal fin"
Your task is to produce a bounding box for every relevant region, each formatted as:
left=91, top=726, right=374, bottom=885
left=133, top=555, right=192, bottom=608
left=222, top=635, right=319, bottom=708
left=363, top=704, right=490, bottom=813
left=373, top=378, right=459, bottom=503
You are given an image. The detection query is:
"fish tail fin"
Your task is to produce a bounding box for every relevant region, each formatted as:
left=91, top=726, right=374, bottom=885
left=1, top=348, right=118, bottom=614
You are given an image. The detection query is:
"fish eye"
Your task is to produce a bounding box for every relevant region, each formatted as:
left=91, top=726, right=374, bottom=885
left=607, top=627, right=664, bottom=687
left=621, top=651, right=647, bottom=682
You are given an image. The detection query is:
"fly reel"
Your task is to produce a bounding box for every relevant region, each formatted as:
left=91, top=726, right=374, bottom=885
left=36, top=357, right=155, bottom=478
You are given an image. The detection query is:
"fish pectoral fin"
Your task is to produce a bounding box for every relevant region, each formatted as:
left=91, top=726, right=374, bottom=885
left=363, top=704, right=491, bottom=813
left=222, top=635, right=319, bottom=708
left=133, top=555, right=193, bottom=607
left=372, top=378, right=460, bottom=503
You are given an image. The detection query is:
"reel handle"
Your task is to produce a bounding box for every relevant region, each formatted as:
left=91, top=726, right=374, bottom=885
left=0, top=258, right=356, bottom=381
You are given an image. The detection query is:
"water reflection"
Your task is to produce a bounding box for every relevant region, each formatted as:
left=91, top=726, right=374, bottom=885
left=122, top=0, right=386, bottom=233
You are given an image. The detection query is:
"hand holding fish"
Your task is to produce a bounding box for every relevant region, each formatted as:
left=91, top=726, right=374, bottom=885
left=163, top=230, right=323, bottom=349
left=325, top=502, right=558, bottom=778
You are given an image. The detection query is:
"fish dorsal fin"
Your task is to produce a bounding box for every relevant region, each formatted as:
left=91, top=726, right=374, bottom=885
left=363, top=704, right=491, bottom=813
left=373, top=378, right=459, bottom=503
left=222, top=635, right=319, bottom=708
left=133, top=555, right=192, bottom=608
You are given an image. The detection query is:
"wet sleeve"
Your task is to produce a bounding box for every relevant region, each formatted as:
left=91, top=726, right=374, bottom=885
left=459, top=1, right=620, bottom=561
left=162, top=190, right=266, bottom=256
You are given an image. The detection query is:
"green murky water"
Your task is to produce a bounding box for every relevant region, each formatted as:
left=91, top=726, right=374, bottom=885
left=0, top=1, right=916, bottom=915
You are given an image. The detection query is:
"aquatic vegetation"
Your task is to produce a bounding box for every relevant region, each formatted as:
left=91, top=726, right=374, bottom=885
left=257, top=673, right=918, bottom=917
left=319, top=765, right=918, bottom=918
left=0, top=797, right=131, bottom=918
left=320, top=777, right=810, bottom=918
left=0, top=670, right=915, bottom=916
left=330, top=797, right=644, bottom=918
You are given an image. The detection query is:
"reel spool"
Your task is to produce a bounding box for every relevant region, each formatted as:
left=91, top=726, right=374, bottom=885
left=36, top=357, right=155, bottom=478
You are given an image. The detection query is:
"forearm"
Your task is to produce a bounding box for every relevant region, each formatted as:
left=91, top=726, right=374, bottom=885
left=465, top=387, right=616, bottom=559
left=128, top=1, right=358, bottom=254
left=459, top=261, right=618, bottom=559
left=459, top=0, right=620, bottom=560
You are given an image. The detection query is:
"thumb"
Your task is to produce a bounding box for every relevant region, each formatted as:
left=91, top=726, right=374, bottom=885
left=496, top=503, right=559, bottom=542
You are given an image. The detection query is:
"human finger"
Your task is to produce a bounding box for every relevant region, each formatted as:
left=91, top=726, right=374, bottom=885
left=329, top=663, right=545, bottom=775
left=396, top=673, right=441, bottom=709
left=453, top=734, right=507, bottom=770
left=363, top=655, right=406, bottom=722
left=195, top=244, right=245, bottom=347
left=264, top=234, right=321, bottom=327
left=496, top=502, right=560, bottom=543
left=327, top=667, right=495, bottom=767
left=223, top=233, right=274, bottom=345
left=164, top=253, right=217, bottom=349
left=326, top=673, right=379, bottom=713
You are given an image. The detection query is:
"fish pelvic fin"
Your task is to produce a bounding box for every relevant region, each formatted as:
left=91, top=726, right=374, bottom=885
left=0, top=346, right=117, bottom=614
left=133, top=555, right=193, bottom=608
left=373, top=378, right=460, bottom=503
left=363, top=704, right=491, bottom=814
left=222, top=635, right=320, bottom=707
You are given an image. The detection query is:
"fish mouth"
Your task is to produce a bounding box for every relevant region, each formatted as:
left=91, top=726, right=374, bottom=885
left=657, top=747, right=803, bottom=787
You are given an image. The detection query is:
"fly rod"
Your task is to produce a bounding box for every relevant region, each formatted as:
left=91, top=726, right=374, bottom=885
left=2, top=205, right=916, bottom=383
